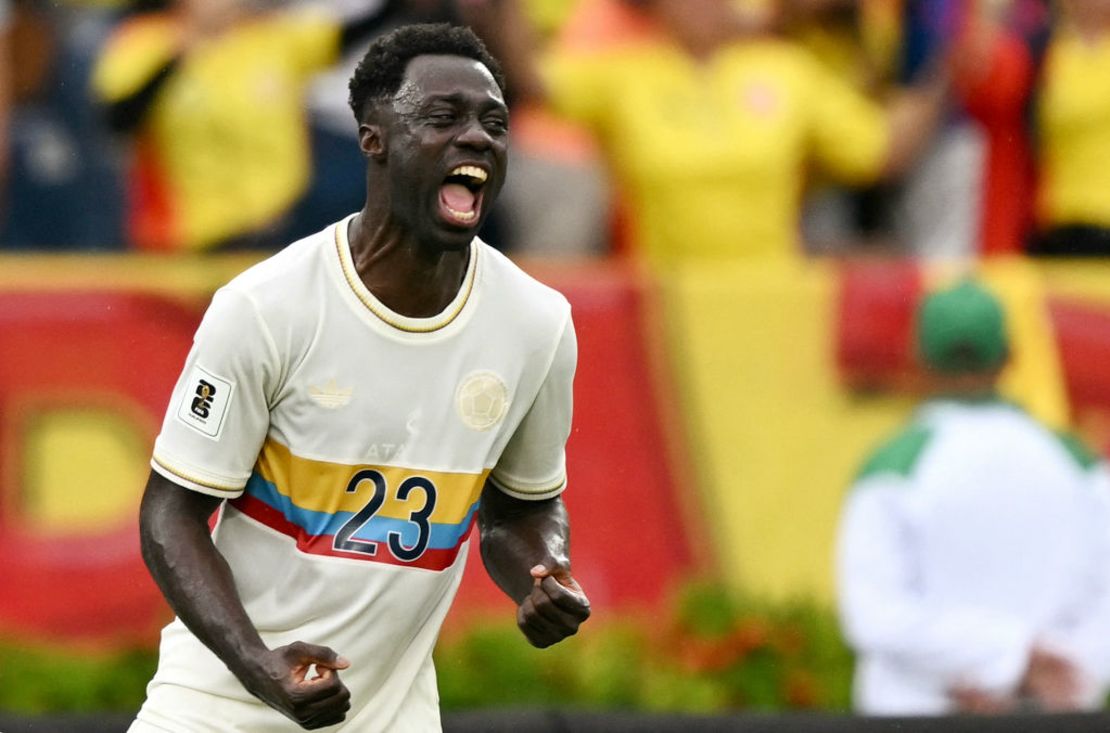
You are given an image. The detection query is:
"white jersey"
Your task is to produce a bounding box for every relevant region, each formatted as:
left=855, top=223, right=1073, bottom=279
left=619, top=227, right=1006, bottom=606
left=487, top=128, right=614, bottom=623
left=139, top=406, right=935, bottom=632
left=836, top=399, right=1110, bottom=715
left=133, top=215, right=576, bottom=732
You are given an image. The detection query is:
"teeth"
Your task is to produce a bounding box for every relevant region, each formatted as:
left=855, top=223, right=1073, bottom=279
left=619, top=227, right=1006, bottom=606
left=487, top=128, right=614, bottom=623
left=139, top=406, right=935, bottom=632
left=449, top=165, right=487, bottom=183
left=444, top=206, right=477, bottom=222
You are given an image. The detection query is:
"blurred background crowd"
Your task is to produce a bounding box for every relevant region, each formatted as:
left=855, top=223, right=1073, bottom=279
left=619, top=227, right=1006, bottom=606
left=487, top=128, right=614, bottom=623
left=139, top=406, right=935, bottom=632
left=11, top=0, right=1110, bottom=726
left=3, top=0, right=1108, bottom=263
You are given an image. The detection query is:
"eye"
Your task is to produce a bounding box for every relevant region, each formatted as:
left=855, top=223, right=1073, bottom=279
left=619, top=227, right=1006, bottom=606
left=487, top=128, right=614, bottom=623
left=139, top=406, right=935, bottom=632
left=483, top=116, right=509, bottom=135
left=427, top=112, right=457, bottom=127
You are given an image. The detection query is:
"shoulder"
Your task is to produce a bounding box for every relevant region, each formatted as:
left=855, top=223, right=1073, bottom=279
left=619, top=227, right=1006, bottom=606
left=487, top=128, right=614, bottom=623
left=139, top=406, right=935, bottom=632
left=1052, top=429, right=1103, bottom=473
left=855, top=422, right=934, bottom=483
left=478, top=243, right=571, bottom=328
left=222, top=228, right=329, bottom=303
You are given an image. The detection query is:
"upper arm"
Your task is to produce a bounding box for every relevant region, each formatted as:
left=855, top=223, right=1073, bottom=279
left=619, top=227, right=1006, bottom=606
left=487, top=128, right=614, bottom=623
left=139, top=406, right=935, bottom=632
left=489, top=314, right=577, bottom=502
left=479, top=479, right=564, bottom=525
left=151, top=287, right=278, bottom=499
left=140, top=468, right=223, bottom=532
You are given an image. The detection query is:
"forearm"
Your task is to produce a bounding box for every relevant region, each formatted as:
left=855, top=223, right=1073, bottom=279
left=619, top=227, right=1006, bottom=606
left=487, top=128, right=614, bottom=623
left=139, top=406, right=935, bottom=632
left=140, top=474, right=271, bottom=684
left=478, top=482, right=571, bottom=604
left=881, top=70, right=950, bottom=179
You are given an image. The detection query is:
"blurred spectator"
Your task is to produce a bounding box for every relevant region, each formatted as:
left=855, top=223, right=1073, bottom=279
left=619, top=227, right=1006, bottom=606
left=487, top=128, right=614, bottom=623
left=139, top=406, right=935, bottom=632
left=782, top=0, right=906, bottom=252
left=949, top=0, right=1051, bottom=257
left=0, top=0, right=10, bottom=203
left=891, top=0, right=980, bottom=259
left=472, top=0, right=949, bottom=268
left=1, top=0, right=125, bottom=250
left=836, top=278, right=1110, bottom=715
left=91, top=0, right=393, bottom=252
left=1030, top=0, right=1110, bottom=255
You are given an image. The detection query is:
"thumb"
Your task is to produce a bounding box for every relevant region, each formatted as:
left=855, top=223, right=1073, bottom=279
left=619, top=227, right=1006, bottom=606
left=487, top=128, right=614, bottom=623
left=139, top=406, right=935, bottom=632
left=292, top=642, right=350, bottom=670
left=533, top=565, right=582, bottom=592
left=530, top=564, right=549, bottom=585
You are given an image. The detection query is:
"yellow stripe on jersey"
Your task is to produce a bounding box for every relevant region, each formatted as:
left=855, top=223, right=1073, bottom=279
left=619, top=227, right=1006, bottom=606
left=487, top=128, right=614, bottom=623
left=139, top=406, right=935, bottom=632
left=255, top=437, right=489, bottom=523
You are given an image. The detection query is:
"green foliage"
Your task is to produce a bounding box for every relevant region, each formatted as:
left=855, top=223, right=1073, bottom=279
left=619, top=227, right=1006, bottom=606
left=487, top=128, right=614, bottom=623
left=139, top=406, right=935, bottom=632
left=0, top=641, right=157, bottom=713
left=434, top=582, right=854, bottom=713
left=0, top=583, right=854, bottom=716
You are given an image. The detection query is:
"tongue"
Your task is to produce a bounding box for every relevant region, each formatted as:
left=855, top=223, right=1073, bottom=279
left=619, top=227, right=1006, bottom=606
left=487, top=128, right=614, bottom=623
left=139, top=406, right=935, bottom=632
left=441, top=183, right=476, bottom=213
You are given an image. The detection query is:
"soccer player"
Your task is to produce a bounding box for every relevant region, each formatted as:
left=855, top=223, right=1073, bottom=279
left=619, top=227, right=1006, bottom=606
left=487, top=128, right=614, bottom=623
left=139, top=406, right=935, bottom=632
left=129, top=24, right=591, bottom=732
left=835, top=279, right=1110, bottom=715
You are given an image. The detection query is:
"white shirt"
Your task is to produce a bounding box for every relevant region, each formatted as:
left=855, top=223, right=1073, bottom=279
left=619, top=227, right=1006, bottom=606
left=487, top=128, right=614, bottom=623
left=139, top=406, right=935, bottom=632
left=836, top=399, right=1110, bottom=715
left=134, top=216, right=576, bottom=732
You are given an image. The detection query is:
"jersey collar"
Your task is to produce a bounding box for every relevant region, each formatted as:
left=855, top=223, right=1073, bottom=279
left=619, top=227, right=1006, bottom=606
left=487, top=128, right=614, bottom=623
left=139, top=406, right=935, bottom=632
left=333, top=214, right=480, bottom=334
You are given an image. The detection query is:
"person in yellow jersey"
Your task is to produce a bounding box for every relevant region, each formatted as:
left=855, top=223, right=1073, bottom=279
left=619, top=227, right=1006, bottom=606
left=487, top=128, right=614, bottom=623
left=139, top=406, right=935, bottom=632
left=91, top=0, right=396, bottom=252
left=1032, top=0, right=1110, bottom=255
left=471, top=0, right=950, bottom=267
left=129, top=24, right=590, bottom=731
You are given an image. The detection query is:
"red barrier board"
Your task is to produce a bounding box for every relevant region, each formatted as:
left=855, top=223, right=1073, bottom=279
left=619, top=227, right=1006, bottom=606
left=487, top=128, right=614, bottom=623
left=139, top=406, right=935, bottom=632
left=0, top=292, right=201, bottom=645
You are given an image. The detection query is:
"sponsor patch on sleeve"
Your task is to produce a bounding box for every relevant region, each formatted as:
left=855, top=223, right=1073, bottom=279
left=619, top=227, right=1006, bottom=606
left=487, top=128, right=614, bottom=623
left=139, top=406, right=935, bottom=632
left=176, top=365, right=235, bottom=440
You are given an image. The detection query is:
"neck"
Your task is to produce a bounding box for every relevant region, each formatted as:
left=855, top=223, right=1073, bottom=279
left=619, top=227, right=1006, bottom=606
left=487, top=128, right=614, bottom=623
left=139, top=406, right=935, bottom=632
left=924, top=371, right=1002, bottom=402
left=346, top=211, right=470, bottom=318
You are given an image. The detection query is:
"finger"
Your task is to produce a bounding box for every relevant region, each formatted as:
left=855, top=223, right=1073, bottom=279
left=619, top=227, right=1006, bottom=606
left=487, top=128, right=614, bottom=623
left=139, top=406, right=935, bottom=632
left=530, top=565, right=549, bottom=583
left=517, top=598, right=566, bottom=648
left=289, top=674, right=349, bottom=705
left=538, top=576, right=591, bottom=618
left=287, top=642, right=345, bottom=669
left=317, top=655, right=351, bottom=671
left=528, top=587, right=588, bottom=630
left=297, top=685, right=352, bottom=729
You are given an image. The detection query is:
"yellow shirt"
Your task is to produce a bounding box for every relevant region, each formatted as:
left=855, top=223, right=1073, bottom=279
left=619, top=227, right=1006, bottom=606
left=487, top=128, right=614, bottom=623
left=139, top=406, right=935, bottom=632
left=1037, top=28, right=1110, bottom=229
left=93, top=11, right=340, bottom=251
left=543, top=38, right=889, bottom=265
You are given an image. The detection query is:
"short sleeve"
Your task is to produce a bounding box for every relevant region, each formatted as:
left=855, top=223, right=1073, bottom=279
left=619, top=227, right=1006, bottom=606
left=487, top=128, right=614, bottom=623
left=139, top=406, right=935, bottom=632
left=151, top=287, right=278, bottom=498
left=806, top=60, right=890, bottom=184
left=490, top=314, right=577, bottom=501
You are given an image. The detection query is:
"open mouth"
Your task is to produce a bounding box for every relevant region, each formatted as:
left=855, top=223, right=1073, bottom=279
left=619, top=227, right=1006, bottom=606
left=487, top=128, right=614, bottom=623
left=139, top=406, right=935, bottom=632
left=438, top=165, right=488, bottom=227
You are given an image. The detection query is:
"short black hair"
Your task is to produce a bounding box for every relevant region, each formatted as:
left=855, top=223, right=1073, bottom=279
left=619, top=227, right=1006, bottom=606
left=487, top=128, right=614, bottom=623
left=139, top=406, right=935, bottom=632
left=348, top=23, right=507, bottom=124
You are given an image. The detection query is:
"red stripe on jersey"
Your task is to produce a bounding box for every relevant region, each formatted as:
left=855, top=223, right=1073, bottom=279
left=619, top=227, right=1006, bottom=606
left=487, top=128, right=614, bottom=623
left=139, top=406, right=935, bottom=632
left=228, top=494, right=475, bottom=572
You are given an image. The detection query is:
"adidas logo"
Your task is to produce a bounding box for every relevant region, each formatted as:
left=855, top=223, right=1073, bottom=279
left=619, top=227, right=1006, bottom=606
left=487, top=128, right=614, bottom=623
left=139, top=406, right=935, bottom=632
left=308, top=379, right=353, bottom=409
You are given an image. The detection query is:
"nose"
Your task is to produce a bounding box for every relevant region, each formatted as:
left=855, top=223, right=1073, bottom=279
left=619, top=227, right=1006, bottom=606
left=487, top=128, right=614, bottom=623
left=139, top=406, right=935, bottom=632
left=455, top=116, right=494, bottom=151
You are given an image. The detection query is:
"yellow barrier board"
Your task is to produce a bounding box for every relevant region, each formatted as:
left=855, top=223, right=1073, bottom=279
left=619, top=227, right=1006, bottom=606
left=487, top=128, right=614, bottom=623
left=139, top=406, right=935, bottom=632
left=659, top=256, right=1069, bottom=604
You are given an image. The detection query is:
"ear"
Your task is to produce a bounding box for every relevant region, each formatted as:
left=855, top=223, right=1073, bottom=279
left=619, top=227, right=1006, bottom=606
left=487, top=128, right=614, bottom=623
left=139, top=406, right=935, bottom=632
left=358, top=123, right=386, bottom=161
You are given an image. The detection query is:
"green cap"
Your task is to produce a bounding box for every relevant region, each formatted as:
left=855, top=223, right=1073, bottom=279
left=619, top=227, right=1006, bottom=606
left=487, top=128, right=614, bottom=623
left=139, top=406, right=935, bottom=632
left=916, top=279, right=1009, bottom=373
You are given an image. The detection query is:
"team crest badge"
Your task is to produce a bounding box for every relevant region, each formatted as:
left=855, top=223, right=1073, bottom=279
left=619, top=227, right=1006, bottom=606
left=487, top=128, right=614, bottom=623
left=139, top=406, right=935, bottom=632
left=456, top=371, right=510, bottom=431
